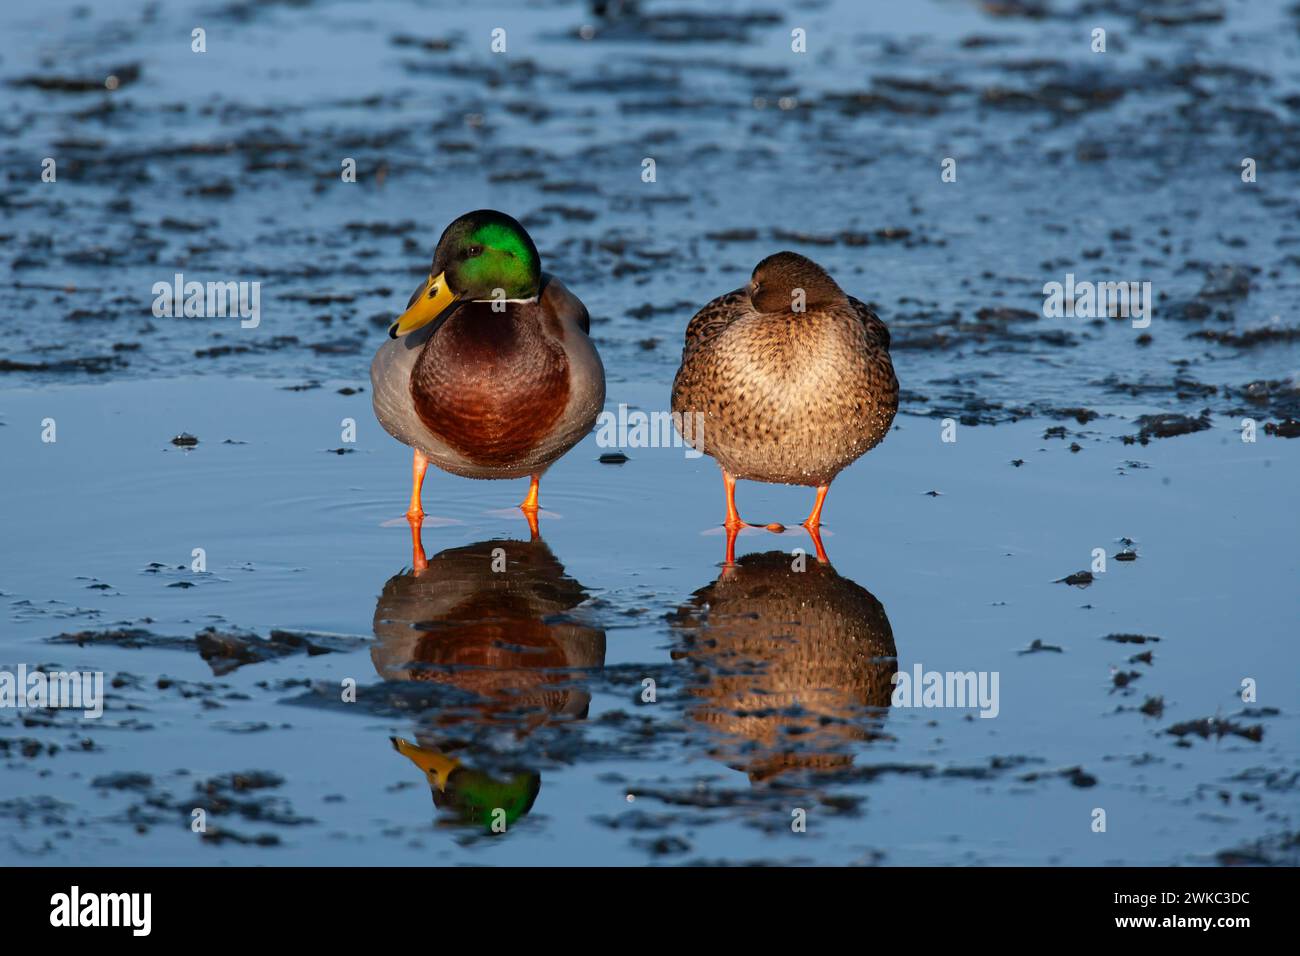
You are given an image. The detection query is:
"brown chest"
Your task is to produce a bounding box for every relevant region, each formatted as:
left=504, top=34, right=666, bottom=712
left=410, top=308, right=570, bottom=467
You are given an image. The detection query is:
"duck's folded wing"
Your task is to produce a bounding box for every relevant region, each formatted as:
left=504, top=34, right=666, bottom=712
left=848, top=295, right=891, bottom=351
left=540, top=273, right=590, bottom=335
left=681, top=288, right=749, bottom=358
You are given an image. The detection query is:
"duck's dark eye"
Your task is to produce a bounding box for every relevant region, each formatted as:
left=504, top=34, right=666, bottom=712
left=466, top=245, right=483, bottom=258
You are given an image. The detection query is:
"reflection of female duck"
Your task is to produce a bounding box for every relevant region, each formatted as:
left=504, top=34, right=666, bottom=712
left=373, top=535, right=605, bottom=829
left=671, top=548, right=897, bottom=783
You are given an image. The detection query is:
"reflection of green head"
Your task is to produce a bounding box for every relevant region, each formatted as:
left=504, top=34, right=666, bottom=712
left=437, top=767, right=541, bottom=831
left=393, top=736, right=542, bottom=832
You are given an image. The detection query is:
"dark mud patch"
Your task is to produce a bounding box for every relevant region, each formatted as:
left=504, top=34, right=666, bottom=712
left=625, top=783, right=864, bottom=824
left=1138, top=696, right=1165, bottom=717
left=1110, top=669, right=1141, bottom=691
left=0, top=795, right=73, bottom=827
left=196, top=627, right=369, bottom=676
left=1264, top=418, right=1300, bottom=437
left=1215, top=831, right=1300, bottom=866
left=91, top=772, right=155, bottom=791
left=1166, top=717, right=1265, bottom=744
left=1017, top=766, right=1098, bottom=788
left=47, top=627, right=195, bottom=651
left=42, top=626, right=366, bottom=676
left=1055, top=571, right=1093, bottom=587
left=1018, top=639, right=1063, bottom=655
left=190, top=770, right=311, bottom=826
left=1190, top=326, right=1300, bottom=348
left=1104, top=633, right=1162, bottom=645
left=95, top=766, right=313, bottom=844
left=804, top=755, right=1044, bottom=788
left=9, top=63, right=141, bottom=94
left=0, top=355, right=128, bottom=375
left=1128, top=411, right=1213, bottom=443
left=1, top=736, right=91, bottom=759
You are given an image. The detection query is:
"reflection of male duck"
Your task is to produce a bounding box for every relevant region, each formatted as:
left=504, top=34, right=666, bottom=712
left=671, top=542, right=897, bottom=783
left=373, top=532, right=605, bottom=829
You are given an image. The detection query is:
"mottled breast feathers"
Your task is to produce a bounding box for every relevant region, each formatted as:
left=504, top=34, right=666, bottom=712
left=670, top=273, right=898, bottom=487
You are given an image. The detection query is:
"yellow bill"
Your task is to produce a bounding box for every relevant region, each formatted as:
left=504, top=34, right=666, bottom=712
left=389, top=271, right=458, bottom=338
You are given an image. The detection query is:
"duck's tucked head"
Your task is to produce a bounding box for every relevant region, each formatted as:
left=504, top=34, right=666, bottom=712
left=748, top=251, right=845, bottom=314
left=390, top=209, right=541, bottom=337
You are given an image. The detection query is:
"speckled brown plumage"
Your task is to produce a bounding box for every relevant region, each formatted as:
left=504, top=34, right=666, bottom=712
left=670, top=550, right=897, bottom=780
left=671, top=251, right=898, bottom=487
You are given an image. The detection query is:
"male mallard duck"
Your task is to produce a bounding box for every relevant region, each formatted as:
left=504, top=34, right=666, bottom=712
left=371, top=210, right=605, bottom=532
left=671, top=251, right=898, bottom=538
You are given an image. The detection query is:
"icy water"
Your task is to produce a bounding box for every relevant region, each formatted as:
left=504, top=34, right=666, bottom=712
left=1, top=0, right=1298, bottom=865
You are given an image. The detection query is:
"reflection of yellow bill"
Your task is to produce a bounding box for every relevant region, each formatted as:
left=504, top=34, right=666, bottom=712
left=391, top=736, right=460, bottom=791
left=389, top=271, right=458, bottom=338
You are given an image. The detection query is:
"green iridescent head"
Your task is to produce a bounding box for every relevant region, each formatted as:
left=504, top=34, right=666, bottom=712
left=431, top=209, right=541, bottom=301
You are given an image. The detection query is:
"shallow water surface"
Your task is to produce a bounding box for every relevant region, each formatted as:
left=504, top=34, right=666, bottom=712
left=0, top=380, right=1295, bottom=865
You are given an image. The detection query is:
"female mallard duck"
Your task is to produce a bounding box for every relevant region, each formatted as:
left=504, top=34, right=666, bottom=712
left=671, top=251, right=897, bottom=537
left=371, top=210, right=605, bottom=532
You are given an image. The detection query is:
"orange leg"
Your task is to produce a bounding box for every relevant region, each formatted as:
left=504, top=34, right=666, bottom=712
left=407, top=450, right=429, bottom=519
left=408, top=514, right=428, bottom=573
left=802, top=484, right=830, bottom=531
left=722, top=469, right=744, bottom=531
left=519, top=474, right=541, bottom=539
left=519, top=473, right=540, bottom=512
